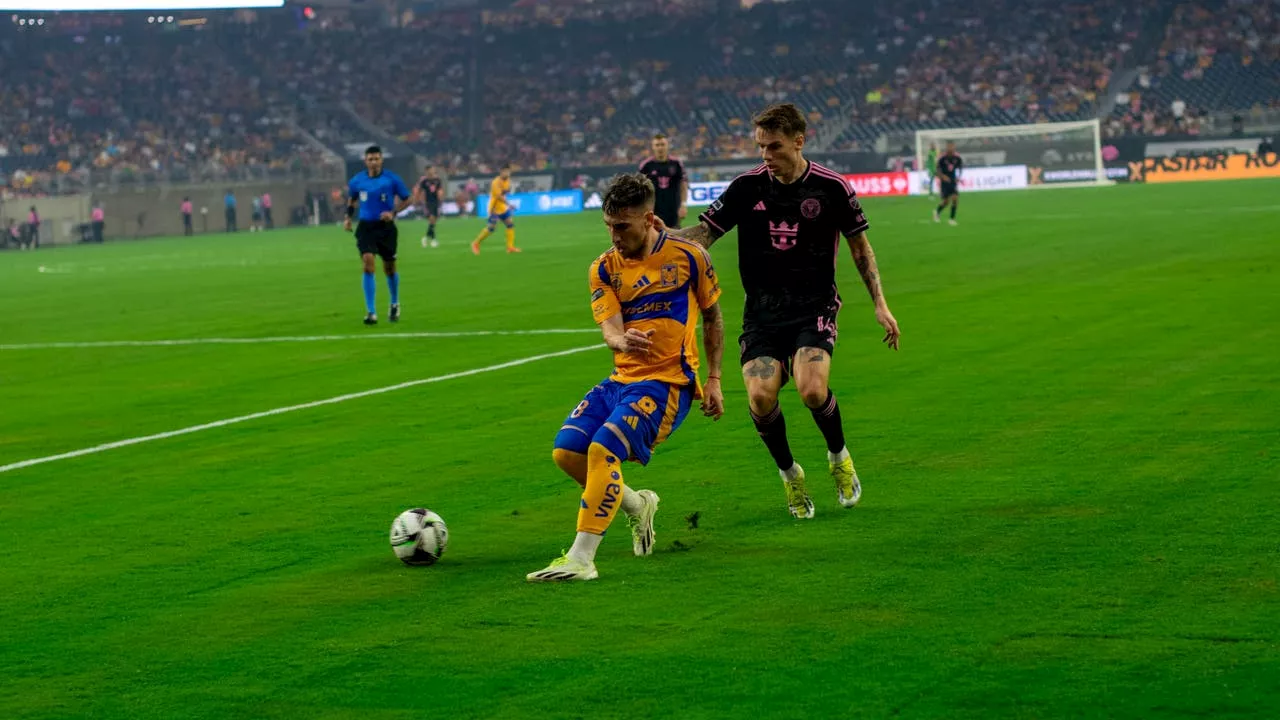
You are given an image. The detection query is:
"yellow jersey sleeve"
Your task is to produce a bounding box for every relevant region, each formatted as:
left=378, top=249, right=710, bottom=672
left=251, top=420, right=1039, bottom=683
left=689, top=243, right=722, bottom=310
left=588, top=258, right=620, bottom=324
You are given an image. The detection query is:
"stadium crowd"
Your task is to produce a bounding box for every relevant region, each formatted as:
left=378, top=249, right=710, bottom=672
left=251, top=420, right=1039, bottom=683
left=1106, top=0, right=1279, bottom=137
left=2, top=0, right=1276, bottom=196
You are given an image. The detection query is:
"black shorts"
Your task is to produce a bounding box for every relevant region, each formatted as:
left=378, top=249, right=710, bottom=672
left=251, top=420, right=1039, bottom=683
left=739, top=306, right=840, bottom=383
left=423, top=202, right=440, bottom=218
left=356, top=221, right=398, bottom=261
left=655, top=208, right=681, bottom=230
left=940, top=182, right=959, bottom=199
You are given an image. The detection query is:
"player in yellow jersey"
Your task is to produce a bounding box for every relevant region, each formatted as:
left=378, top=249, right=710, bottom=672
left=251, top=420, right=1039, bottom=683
left=471, top=164, right=520, bottom=254
left=527, top=173, right=726, bottom=582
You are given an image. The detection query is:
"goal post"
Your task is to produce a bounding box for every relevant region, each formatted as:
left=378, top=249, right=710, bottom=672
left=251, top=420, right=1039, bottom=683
left=915, top=118, right=1112, bottom=190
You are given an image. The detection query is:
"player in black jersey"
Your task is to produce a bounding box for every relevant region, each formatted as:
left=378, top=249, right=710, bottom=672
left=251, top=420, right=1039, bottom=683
left=933, top=142, right=963, bottom=226
left=661, top=103, right=900, bottom=519
left=638, top=134, right=688, bottom=229
left=415, top=166, right=445, bottom=246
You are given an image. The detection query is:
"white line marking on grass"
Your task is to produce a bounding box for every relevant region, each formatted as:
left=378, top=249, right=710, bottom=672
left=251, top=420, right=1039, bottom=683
left=0, top=329, right=599, bottom=351
left=0, top=343, right=603, bottom=475
left=895, top=204, right=1280, bottom=226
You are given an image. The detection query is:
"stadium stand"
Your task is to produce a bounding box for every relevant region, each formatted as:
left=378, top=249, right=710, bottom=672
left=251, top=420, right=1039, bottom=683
left=2, top=0, right=1276, bottom=193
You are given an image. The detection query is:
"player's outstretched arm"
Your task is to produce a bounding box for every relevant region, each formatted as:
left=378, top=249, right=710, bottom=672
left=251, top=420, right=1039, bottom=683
left=700, top=301, right=725, bottom=420
left=847, top=231, right=901, bottom=350
left=660, top=220, right=723, bottom=249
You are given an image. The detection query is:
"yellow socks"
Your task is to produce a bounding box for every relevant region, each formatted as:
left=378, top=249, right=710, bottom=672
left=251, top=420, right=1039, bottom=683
left=577, top=442, right=624, bottom=535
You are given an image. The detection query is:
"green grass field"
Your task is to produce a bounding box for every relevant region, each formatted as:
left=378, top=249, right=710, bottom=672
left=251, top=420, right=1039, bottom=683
left=1, top=181, right=1277, bottom=719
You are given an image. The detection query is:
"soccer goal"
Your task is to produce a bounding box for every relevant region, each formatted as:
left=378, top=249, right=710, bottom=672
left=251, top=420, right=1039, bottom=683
left=916, top=118, right=1113, bottom=190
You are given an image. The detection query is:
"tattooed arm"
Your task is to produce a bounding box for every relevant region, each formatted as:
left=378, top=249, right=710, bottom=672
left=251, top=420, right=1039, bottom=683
left=663, top=219, right=723, bottom=249
left=701, top=301, right=725, bottom=383
left=847, top=230, right=901, bottom=350
left=699, top=301, right=726, bottom=419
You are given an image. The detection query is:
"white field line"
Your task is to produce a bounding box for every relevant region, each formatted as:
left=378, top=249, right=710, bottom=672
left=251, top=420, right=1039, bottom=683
left=0, top=343, right=602, bottom=474
left=0, top=328, right=599, bottom=351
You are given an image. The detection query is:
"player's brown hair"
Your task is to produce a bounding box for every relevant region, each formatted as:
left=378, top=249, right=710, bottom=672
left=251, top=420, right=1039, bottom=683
left=652, top=133, right=667, bottom=141
left=602, top=173, right=655, bottom=214
left=753, top=103, right=807, bottom=138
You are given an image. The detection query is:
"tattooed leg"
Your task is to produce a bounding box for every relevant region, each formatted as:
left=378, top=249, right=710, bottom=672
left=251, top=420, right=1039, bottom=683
left=743, top=357, right=795, bottom=471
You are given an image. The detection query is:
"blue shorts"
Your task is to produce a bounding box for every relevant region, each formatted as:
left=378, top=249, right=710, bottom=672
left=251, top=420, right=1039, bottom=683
left=487, top=209, right=514, bottom=228
left=555, top=378, right=694, bottom=465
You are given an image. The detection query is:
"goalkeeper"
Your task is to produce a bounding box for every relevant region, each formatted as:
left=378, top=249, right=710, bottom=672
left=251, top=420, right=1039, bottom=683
left=925, top=143, right=939, bottom=197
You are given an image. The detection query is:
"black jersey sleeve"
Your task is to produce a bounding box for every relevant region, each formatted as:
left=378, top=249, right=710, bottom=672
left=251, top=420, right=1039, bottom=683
left=833, top=179, right=871, bottom=238
left=698, top=175, right=751, bottom=237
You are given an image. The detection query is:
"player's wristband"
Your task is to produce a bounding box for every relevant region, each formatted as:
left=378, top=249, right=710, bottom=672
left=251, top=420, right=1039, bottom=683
left=345, top=205, right=355, bottom=219
left=707, top=375, right=721, bottom=381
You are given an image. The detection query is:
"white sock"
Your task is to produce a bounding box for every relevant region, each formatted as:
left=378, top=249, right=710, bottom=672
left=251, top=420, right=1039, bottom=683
left=780, top=463, right=803, bottom=482
left=828, top=447, right=850, bottom=464
left=619, top=484, right=644, bottom=516
left=568, top=531, right=603, bottom=564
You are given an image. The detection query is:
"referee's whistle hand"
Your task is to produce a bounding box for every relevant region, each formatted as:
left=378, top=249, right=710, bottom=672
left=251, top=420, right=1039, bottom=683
left=379, top=211, right=395, bottom=222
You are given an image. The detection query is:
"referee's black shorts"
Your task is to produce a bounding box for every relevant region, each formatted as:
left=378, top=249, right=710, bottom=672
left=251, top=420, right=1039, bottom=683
left=356, top=221, right=398, bottom=261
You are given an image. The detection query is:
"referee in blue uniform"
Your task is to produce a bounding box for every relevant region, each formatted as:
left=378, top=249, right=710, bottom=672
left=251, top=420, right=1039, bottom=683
left=346, top=145, right=412, bottom=325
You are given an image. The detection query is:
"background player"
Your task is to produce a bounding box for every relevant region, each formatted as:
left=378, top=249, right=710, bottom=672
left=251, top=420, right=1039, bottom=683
left=415, top=166, right=444, bottom=247
left=934, top=141, right=963, bottom=225
left=925, top=142, right=939, bottom=197
left=660, top=103, right=900, bottom=519
left=528, top=173, right=725, bottom=583
left=345, top=145, right=412, bottom=325
left=639, top=133, right=688, bottom=229
left=471, top=164, right=520, bottom=254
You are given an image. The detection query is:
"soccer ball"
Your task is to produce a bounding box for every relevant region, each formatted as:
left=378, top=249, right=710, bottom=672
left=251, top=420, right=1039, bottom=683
left=390, top=508, right=449, bottom=566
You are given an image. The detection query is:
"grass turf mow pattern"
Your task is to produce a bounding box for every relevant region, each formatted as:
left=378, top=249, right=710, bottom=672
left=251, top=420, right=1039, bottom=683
left=0, top=181, right=1276, bottom=718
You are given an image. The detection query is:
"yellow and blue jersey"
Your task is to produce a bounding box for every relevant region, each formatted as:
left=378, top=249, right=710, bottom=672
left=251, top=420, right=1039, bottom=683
left=588, top=232, right=721, bottom=393
left=555, top=232, right=720, bottom=465
left=488, top=176, right=511, bottom=217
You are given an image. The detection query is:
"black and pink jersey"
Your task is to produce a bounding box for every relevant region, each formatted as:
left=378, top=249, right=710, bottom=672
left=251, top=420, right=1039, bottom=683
left=699, top=161, right=869, bottom=324
left=639, top=156, right=687, bottom=226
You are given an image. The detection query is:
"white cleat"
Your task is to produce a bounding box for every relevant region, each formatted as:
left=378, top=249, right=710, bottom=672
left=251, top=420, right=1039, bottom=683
left=948, top=219, right=958, bottom=226
left=526, top=554, right=599, bottom=583
left=782, top=465, right=815, bottom=519
left=932, top=209, right=940, bottom=223
left=626, top=489, right=660, bottom=557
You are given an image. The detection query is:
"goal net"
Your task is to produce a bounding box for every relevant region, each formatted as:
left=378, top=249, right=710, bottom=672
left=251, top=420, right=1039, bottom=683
left=915, top=119, right=1111, bottom=191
